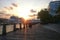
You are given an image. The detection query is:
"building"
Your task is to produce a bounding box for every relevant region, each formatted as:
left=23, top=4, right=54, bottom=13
left=49, top=1, right=60, bottom=16
left=7, top=16, right=20, bottom=23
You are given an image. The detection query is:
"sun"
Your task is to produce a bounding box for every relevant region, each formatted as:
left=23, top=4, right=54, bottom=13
left=12, top=6, right=31, bottom=20
left=18, top=8, right=30, bottom=20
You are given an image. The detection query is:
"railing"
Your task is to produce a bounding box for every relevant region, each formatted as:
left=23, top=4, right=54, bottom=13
left=0, top=20, right=40, bottom=35
left=0, top=22, right=22, bottom=35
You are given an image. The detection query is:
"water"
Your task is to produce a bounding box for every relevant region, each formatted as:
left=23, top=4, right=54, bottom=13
left=0, top=25, right=3, bottom=34
left=0, top=24, right=20, bottom=35
left=0, top=23, right=27, bottom=35
left=6, top=25, right=14, bottom=33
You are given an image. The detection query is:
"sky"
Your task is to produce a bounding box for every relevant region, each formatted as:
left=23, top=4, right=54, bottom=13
left=0, top=0, right=54, bottom=19
left=0, top=0, right=53, bottom=9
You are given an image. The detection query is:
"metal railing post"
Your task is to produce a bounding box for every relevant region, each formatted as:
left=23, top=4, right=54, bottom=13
left=13, top=23, right=16, bottom=31
left=2, top=24, right=6, bottom=35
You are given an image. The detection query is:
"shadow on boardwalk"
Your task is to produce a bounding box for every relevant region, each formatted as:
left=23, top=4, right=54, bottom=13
left=0, top=23, right=60, bottom=40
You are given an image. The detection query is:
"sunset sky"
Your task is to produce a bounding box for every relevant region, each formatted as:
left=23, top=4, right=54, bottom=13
left=0, top=0, right=54, bottom=19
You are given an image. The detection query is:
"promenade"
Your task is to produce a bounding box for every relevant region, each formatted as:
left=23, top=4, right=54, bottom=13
left=0, top=23, right=60, bottom=40
left=43, top=24, right=60, bottom=33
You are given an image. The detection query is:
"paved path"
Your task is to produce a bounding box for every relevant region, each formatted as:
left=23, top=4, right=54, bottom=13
left=42, top=24, right=60, bottom=33
left=0, top=24, right=60, bottom=40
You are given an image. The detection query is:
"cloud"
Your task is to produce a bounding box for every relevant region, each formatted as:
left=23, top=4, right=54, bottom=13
left=1, top=3, right=18, bottom=12
left=4, top=7, right=10, bottom=10
left=0, top=7, right=11, bottom=14
left=0, top=11, right=5, bottom=14
left=0, top=11, right=11, bottom=18
left=4, top=6, right=13, bottom=10
left=12, top=3, right=18, bottom=7
left=0, top=10, right=8, bottom=15
left=30, top=9, right=36, bottom=13
left=9, top=6, right=13, bottom=10
left=0, top=3, right=19, bottom=16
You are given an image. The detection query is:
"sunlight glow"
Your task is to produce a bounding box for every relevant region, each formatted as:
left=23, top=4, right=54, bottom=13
left=12, top=6, right=32, bottom=20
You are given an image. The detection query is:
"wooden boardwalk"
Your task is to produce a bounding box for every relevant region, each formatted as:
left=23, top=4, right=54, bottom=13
left=0, top=24, right=60, bottom=40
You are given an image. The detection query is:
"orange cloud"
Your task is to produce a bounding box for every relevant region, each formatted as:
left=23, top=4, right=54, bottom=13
left=0, top=11, right=11, bottom=19
left=4, top=7, right=10, bottom=10
left=9, top=6, right=13, bottom=10
left=0, top=11, right=5, bottom=14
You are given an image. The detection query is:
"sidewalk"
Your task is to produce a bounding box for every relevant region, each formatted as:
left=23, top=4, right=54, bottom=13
left=42, top=24, right=60, bottom=33
left=0, top=23, right=60, bottom=40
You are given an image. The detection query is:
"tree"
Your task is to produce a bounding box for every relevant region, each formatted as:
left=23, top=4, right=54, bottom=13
left=56, top=6, right=60, bottom=15
left=55, top=6, right=60, bottom=23
left=37, top=9, right=52, bottom=23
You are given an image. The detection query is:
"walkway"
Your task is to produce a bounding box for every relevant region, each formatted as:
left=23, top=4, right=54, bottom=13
left=43, top=24, right=60, bottom=33
left=0, top=24, right=60, bottom=40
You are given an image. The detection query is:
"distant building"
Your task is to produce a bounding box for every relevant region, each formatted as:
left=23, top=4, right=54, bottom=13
left=10, top=16, right=18, bottom=21
left=8, top=16, right=20, bottom=23
left=49, top=1, right=60, bottom=16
